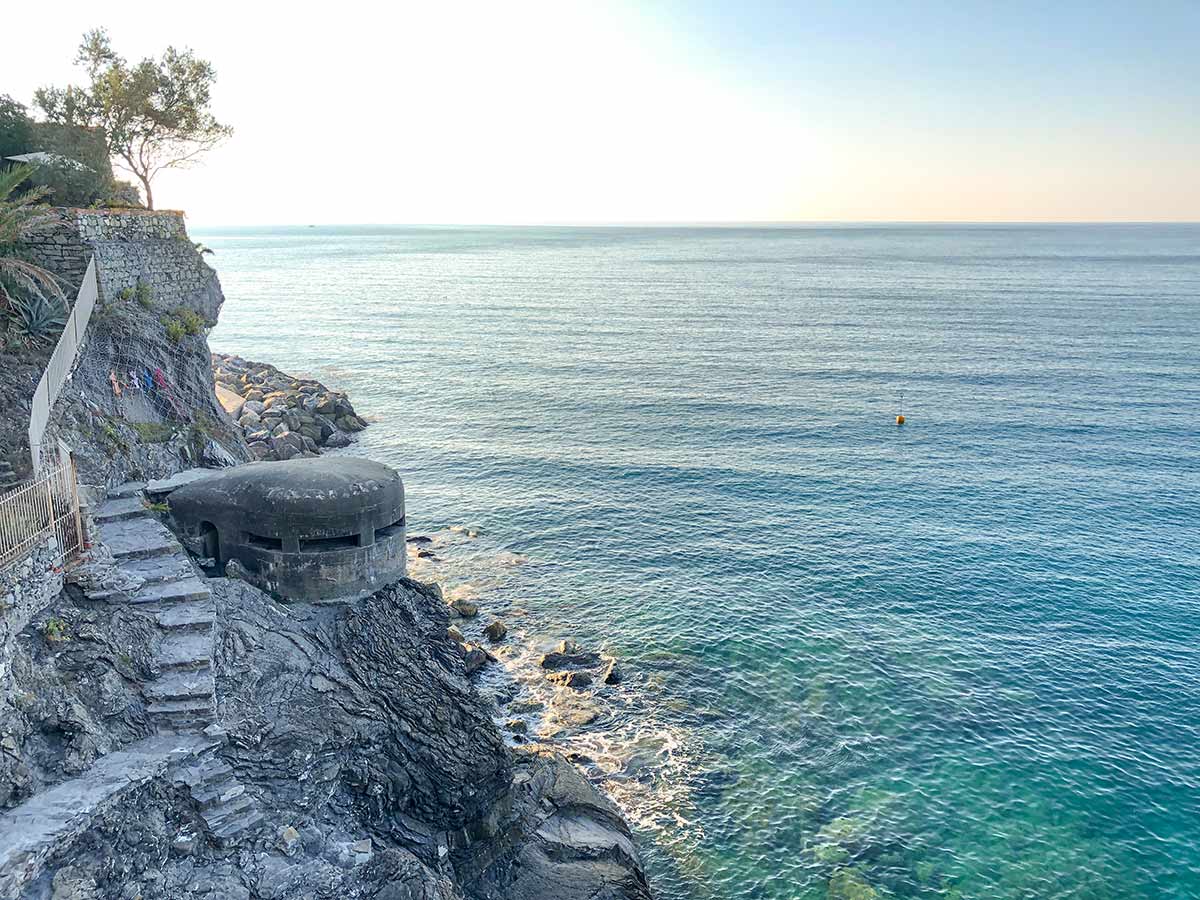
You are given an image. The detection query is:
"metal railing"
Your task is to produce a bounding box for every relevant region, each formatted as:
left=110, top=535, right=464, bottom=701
left=0, top=454, right=84, bottom=570
left=29, top=257, right=98, bottom=471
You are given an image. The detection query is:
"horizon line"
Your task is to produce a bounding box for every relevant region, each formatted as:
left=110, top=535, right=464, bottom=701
left=188, top=219, right=1200, bottom=229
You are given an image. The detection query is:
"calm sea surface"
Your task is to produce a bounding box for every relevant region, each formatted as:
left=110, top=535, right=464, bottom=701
left=197, top=224, right=1200, bottom=899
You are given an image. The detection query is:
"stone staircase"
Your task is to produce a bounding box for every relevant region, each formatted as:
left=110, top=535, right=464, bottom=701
left=89, top=484, right=218, bottom=734
left=177, top=753, right=264, bottom=847
left=83, top=482, right=262, bottom=848
left=0, top=478, right=268, bottom=895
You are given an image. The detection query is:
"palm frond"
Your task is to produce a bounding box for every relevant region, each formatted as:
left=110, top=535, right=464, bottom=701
left=0, top=165, right=34, bottom=202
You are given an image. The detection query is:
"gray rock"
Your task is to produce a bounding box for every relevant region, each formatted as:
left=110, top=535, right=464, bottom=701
left=548, top=670, right=594, bottom=689
left=483, top=620, right=508, bottom=643
left=540, top=640, right=602, bottom=670
left=463, top=644, right=493, bottom=675
left=602, top=658, right=624, bottom=685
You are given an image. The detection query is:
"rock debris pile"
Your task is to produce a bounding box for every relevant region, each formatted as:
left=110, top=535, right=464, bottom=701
left=211, top=353, right=368, bottom=461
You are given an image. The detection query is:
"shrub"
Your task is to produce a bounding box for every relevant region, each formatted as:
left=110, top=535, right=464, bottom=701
left=118, top=285, right=134, bottom=300
left=135, top=281, right=153, bottom=308
left=163, top=316, right=186, bottom=344
left=25, top=158, right=109, bottom=208
left=178, top=308, right=203, bottom=335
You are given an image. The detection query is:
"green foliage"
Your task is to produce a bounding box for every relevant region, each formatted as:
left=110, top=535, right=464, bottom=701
left=118, top=285, right=134, bottom=300
left=42, top=617, right=69, bottom=642
left=0, top=95, right=34, bottom=160
left=188, top=412, right=215, bottom=460
left=98, top=418, right=127, bottom=452
left=161, top=306, right=205, bottom=344
left=24, top=158, right=107, bottom=208
left=9, top=291, right=67, bottom=343
left=135, top=280, right=153, bottom=308
left=179, top=308, right=203, bottom=334
left=35, top=29, right=232, bottom=210
left=163, top=316, right=185, bottom=344
left=130, top=421, right=174, bottom=443
left=144, top=499, right=169, bottom=513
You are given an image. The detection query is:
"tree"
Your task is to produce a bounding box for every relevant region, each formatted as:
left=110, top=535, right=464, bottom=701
left=35, top=29, right=231, bottom=210
left=0, top=95, right=34, bottom=160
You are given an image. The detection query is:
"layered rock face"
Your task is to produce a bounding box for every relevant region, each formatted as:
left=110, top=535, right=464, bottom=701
left=213, top=576, right=651, bottom=899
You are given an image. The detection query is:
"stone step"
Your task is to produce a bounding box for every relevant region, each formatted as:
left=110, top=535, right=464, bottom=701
left=157, top=633, right=212, bottom=672
left=93, top=496, right=151, bottom=524
left=187, top=757, right=236, bottom=789
left=97, top=517, right=181, bottom=561
left=131, top=576, right=210, bottom=605
left=144, top=670, right=213, bottom=703
left=204, top=792, right=254, bottom=827
left=147, top=697, right=213, bottom=719
left=203, top=793, right=259, bottom=835
left=108, top=481, right=146, bottom=499
left=147, top=699, right=215, bottom=733
left=121, top=555, right=196, bottom=586
left=145, top=469, right=217, bottom=497
left=155, top=600, right=215, bottom=632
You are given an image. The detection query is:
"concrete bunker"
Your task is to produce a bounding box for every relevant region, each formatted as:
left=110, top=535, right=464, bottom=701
left=168, top=457, right=405, bottom=601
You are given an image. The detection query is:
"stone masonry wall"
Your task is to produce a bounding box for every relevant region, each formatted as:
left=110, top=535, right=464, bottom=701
left=20, top=219, right=90, bottom=295
left=0, top=539, right=63, bottom=701
left=22, top=210, right=222, bottom=321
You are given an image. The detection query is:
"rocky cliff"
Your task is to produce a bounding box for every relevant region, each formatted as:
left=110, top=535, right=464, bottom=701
left=0, top=572, right=651, bottom=899
left=9, top=208, right=248, bottom=486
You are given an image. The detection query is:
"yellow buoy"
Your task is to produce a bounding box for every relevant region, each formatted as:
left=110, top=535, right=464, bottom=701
left=895, top=415, right=906, bottom=426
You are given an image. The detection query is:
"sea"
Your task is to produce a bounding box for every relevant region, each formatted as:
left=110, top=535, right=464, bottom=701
left=196, top=223, right=1200, bottom=900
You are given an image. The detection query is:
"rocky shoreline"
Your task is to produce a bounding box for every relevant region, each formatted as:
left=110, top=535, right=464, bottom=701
left=211, top=353, right=368, bottom=461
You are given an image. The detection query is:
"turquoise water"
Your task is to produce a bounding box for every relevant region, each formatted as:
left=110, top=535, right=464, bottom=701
left=198, top=224, right=1200, bottom=899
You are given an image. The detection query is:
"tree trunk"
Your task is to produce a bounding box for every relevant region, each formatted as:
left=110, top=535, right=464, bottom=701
left=139, top=175, right=154, bottom=210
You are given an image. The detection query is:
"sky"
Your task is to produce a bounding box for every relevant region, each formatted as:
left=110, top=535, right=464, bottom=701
left=2, top=0, right=1198, bottom=225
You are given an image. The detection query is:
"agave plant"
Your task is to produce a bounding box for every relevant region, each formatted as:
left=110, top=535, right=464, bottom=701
left=0, top=164, right=65, bottom=318
left=10, top=290, right=68, bottom=343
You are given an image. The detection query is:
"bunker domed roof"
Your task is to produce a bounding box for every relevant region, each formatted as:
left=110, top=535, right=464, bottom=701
left=169, top=457, right=404, bottom=539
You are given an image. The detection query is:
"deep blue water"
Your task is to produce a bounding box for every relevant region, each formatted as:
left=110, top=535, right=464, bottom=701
left=197, top=224, right=1200, bottom=899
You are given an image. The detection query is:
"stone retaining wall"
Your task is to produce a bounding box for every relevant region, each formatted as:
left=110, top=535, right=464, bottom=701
left=22, top=210, right=221, bottom=320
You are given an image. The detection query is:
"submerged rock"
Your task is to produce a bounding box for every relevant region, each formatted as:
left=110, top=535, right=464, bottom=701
left=548, top=670, right=594, bottom=690
left=602, top=658, right=624, bottom=685
left=540, top=640, right=601, bottom=670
